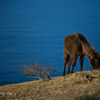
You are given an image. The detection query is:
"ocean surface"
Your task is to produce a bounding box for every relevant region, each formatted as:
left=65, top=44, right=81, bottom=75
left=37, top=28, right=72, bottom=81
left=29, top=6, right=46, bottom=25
left=0, top=0, right=100, bottom=86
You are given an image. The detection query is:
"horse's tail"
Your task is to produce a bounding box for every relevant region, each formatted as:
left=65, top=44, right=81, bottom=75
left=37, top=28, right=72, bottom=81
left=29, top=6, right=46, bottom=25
left=75, top=33, right=98, bottom=57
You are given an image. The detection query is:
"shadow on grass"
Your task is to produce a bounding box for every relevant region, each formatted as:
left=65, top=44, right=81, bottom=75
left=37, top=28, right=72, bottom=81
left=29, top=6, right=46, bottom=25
left=75, top=91, right=100, bottom=100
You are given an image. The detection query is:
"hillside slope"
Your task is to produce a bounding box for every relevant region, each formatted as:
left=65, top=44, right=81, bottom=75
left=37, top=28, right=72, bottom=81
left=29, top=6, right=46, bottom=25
left=0, top=70, right=100, bottom=100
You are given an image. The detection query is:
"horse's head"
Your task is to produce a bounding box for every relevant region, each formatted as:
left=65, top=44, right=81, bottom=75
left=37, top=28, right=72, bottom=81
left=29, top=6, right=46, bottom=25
left=90, top=57, right=100, bottom=70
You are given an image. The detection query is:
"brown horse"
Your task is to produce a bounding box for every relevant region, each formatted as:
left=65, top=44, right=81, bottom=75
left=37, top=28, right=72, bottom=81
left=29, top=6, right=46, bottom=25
left=63, top=33, right=100, bottom=76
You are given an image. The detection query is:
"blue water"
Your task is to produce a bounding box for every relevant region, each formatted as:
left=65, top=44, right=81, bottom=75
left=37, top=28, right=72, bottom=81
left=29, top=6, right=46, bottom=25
left=0, top=0, right=100, bottom=86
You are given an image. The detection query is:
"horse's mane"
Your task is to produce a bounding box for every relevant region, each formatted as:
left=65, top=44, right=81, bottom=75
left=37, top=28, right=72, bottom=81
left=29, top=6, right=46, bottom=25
left=75, top=33, right=99, bottom=59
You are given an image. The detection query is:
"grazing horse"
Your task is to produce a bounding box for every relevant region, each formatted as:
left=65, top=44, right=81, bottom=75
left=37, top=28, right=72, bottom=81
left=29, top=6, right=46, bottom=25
left=63, top=33, right=100, bottom=76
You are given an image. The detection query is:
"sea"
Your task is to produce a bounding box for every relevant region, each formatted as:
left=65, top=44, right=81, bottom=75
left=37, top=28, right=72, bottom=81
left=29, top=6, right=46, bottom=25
left=0, top=0, right=100, bottom=86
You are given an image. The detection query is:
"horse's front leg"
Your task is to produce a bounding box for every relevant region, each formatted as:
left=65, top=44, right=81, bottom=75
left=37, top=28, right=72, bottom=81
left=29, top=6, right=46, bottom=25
left=80, top=55, right=84, bottom=71
left=63, top=53, right=69, bottom=76
left=63, top=66, right=65, bottom=76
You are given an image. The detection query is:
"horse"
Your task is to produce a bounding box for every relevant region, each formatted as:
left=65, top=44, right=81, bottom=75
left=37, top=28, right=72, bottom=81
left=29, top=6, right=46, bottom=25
left=63, top=33, right=100, bottom=76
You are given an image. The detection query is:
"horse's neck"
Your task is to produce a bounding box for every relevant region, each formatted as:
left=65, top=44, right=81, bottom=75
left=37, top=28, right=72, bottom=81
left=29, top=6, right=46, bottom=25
left=83, top=45, right=99, bottom=60
left=85, top=51, right=94, bottom=60
left=84, top=49, right=97, bottom=60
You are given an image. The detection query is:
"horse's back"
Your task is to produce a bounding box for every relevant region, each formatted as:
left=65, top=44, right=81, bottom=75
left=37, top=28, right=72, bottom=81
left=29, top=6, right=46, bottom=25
left=64, top=34, right=83, bottom=56
left=64, top=35, right=76, bottom=45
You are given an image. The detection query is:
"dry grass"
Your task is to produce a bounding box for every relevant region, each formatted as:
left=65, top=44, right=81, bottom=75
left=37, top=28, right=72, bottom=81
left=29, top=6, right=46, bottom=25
left=0, top=70, right=100, bottom=100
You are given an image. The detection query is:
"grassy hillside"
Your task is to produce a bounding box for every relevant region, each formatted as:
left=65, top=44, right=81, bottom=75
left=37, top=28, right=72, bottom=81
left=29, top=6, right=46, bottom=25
left=0, top=70, right=100, bottom=100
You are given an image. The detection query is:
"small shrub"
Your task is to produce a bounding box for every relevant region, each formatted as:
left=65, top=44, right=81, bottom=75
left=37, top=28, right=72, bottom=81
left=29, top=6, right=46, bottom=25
left=19, top=61, right=57, bottom=80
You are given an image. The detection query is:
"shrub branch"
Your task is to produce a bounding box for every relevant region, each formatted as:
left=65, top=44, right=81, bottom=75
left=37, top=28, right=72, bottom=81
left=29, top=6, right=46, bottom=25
left=19, top=61, right=57, bottom=80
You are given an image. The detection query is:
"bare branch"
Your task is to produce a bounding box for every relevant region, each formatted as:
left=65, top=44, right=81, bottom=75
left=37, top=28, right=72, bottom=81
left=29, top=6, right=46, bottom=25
left=19, top=61, right=57, bottom=80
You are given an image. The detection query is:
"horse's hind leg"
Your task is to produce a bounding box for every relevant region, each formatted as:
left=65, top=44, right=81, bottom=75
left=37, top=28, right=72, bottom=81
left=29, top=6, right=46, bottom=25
left=63, top=52, right=70, bottom=76
left=70, top=55, right=78, bottom=74
left=80, top=55, right=84, bottom=71
left=67, top=56, right=73, bottom=74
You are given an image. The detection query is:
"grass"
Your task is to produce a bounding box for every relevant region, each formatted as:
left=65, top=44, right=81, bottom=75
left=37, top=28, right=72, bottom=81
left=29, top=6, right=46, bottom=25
left=0, top=70, right=100, bottom=100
